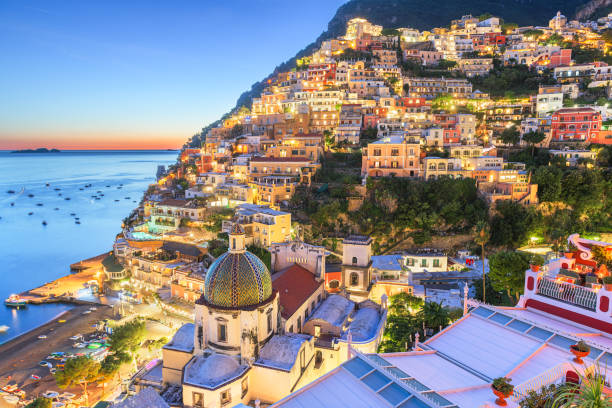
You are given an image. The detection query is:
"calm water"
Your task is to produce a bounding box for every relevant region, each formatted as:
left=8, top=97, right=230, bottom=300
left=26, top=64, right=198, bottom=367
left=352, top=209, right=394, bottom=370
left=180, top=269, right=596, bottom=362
left=0, top=150, right=177, bottom=343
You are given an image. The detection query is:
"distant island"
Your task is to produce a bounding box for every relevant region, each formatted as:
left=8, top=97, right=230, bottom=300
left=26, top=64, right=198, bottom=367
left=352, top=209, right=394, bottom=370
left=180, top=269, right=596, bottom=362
left=11, top=148, right=61, bottom=154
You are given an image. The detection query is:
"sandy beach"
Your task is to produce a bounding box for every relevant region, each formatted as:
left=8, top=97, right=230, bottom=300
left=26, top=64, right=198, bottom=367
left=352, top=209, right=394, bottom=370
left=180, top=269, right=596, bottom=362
left=0, top=304, right=113, bottom=406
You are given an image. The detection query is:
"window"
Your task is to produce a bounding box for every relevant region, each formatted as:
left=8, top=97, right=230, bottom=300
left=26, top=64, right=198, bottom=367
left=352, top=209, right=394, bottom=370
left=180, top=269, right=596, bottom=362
left=421, top=259, right=427, bottom=267
left=350, top=272, right=359, bottom=286
left=241, top=378, right=248, bottom=398
left=329, top=280, right=339, bottom=289
left=289, top=325, right=293, bottom=333
left=218, top=321, right=227, bottom=343
left=373, top=149, right=381, bottom=156
left=297, top=316, right=302, bottom=332
left=433, top=259, right=440, bottom=267
left=193, top=392, right=204, bottom=408
left=391, top=148, right=399, bottom=156
left=220, top=390, right=231, bottom=406
left=352, top=256, right=358, bottom=265
left=266, top=310, right=273, bottom=333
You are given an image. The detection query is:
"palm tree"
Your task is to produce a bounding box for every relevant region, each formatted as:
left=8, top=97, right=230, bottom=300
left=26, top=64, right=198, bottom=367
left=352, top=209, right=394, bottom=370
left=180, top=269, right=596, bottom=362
left=552, top=366, right=612, bottom=407
left=473, top=220, right=490, bottom=303
left=418, top=301, right=450, bottom=333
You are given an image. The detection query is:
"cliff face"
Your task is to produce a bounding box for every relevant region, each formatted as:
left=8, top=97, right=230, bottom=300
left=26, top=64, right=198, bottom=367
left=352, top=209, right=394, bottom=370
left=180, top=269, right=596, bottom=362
left=575, top=0, right=612, bottom=19
left=188, top=0, right=602, bottom=147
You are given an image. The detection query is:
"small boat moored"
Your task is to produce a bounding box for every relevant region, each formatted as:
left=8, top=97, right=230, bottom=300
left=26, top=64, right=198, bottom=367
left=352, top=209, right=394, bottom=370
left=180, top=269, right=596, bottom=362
left=4, top=294, right=27, bottom=308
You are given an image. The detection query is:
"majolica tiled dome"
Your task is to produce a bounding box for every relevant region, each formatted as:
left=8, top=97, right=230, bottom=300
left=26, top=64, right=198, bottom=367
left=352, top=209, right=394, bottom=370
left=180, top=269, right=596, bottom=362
left=203, top=250, right=272, bottom=308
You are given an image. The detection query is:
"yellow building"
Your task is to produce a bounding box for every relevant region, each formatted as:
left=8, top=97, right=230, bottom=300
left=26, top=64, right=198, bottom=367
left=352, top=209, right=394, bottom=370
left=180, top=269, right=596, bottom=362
left=248, top=177, right=296, bottom=208
left=223, top=204, right=292, bottom=248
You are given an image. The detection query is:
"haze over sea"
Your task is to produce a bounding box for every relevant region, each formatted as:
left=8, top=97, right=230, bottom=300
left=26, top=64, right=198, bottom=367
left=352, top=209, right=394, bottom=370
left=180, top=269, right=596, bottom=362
left=0, top=150, right=177, bottom=343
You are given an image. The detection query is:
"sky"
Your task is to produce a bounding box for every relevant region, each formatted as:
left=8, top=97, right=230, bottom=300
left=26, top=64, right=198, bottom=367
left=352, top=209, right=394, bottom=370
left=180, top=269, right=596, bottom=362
left=0, top=0, right=346, bottom=150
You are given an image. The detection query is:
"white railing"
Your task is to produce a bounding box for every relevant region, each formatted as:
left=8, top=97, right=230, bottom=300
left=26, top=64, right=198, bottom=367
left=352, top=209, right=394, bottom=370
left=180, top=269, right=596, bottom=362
left=536, top=276, right=597, bottom=311
left=511, top=362, right=570, bottom=402
left=511, top=362, right=597, bottom=403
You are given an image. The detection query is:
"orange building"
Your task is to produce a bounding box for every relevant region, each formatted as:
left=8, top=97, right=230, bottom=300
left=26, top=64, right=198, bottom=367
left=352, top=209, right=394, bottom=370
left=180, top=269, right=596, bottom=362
left=361, top=136, right=421, bottom=178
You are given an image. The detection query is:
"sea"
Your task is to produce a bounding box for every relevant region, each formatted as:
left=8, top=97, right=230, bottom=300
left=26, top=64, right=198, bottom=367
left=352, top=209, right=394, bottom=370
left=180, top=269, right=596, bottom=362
left=0, top=150, right=177, bottom=344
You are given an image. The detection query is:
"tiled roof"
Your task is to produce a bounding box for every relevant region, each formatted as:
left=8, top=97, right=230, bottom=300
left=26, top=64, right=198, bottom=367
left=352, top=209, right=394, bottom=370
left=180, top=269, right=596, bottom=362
left=272, top=264, right=322, bottom=319
left=158, top=198, right=188, bottom=207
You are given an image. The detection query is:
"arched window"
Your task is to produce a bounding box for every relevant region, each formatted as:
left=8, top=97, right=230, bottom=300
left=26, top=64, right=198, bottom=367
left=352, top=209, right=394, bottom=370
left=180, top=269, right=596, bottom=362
left=329, top=280, right=340, bottom=289
left=350, top=272, right=359, bottom=286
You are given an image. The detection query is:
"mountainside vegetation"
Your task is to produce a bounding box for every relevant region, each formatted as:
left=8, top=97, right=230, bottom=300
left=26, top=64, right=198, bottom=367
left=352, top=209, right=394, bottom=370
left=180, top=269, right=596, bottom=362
left=186, top=0, right=600, bottom=147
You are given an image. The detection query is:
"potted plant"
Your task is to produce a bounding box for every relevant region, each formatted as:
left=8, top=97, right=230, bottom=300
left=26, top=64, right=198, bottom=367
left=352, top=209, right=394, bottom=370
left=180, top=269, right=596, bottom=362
left=603, top=276, right=612, bottom=291
left=491, top=377, right=514, bottom=406
left=530, top=255, right=545, bottom=272
left=570, top=340, right=590, bottom=364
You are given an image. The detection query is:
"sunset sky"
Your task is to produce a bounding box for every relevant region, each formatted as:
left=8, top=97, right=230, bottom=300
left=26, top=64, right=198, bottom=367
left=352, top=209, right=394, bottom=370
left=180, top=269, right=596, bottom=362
left=0, top=0, right=345, bottom=150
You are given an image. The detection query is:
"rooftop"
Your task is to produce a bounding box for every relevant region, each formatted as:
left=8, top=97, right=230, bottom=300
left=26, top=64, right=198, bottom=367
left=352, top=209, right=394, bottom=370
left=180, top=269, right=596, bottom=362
left=163, top=323, right=194, bottom=353
left=309, top=294, right=355, bottom=327
left=183, top=353, right=249, bottom=390
left=273, top=264, right=322, bottom=319
left=344, top=235, right=373, bottom=246
left=250, top=156, right=312, bottom=163
left=371, top=255, right=403, bottom=272
left=115, top=387, right=169, bottom=408
left=256, top=334, right=311, bottom=371
left=342, top=307, right=381, bottom=342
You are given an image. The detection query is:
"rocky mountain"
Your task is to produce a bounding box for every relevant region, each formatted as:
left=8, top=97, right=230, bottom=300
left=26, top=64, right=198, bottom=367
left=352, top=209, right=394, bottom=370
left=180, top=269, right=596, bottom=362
left=187, top=0, right=603, bottom=147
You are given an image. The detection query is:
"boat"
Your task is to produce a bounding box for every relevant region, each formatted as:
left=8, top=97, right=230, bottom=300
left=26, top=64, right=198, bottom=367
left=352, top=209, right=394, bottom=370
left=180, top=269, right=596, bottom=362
left=0, top=325, right=9, bottom=332
left=5, top=295, right=27, bottom=308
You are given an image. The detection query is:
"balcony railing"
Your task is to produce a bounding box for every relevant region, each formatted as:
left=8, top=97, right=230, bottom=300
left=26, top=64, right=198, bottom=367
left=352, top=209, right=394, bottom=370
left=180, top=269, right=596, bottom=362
left=536, top=276, right=598, bottom=311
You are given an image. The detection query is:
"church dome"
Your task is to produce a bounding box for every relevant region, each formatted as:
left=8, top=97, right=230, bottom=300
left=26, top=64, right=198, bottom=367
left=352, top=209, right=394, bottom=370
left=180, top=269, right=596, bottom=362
left=203, top=229, right=272, bottom=308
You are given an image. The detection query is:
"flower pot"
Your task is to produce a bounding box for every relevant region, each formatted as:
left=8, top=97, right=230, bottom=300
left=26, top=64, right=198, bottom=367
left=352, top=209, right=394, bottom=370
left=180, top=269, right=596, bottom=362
left=564, top=252, right=574, bottom=259
left=570, top=345, right=589, bottom=364
left=530, top=264, right=540, bottom=272
left=492, top=386, right=512, bottom=406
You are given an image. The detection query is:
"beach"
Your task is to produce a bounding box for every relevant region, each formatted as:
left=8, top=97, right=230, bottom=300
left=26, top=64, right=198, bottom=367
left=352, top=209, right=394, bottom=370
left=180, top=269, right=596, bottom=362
left=0, top=304, right=113, bottom=406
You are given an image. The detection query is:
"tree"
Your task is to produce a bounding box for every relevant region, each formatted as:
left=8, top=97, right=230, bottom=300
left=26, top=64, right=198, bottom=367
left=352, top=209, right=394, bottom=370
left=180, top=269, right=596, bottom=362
left=500, top=125, right=520, bottom=145
left=25, top=398, right=52, bottom=408
left=323, top=129, right=335, bottom=150
left=488, top=251, right=530, bottom=303
left=522, top=130, right=546, bottom=156
left=417, top=301, right=450, bottom=332
left=55, top=356, right=100, bottom=406
left=490, top=201, right=532, bottom=248
left=389, top=292, right=424, bottom=315
left=473, top=220, right=490, bottom=303
left=109, top=319, right=146, bottom=356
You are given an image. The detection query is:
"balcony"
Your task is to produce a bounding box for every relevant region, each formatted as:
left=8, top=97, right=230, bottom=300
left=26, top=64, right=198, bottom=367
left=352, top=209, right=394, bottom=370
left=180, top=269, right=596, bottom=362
left=535, top=275, right=598, bottom=311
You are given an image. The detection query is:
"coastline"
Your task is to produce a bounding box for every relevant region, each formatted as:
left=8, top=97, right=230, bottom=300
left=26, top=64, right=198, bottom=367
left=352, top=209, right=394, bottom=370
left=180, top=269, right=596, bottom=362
left=0, top=310, right=69, bottom=347
left=0, top=305, right=113, bottom=401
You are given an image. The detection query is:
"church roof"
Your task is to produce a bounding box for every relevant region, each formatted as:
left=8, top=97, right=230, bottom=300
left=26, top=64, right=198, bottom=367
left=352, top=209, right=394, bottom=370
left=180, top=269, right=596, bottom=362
left=272, top=264, right=322, bottom=319
left=183, top=353, right=249, bottom=390
left=255, top=334, right=311, bottom=371
left=162, top=323, right=194, bottom=353
left=203, top=250, right=273, bottom=309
